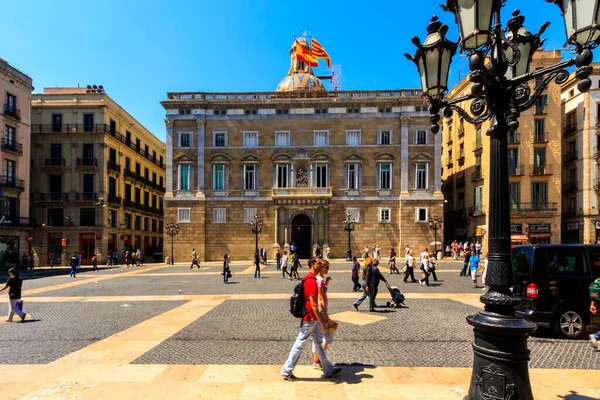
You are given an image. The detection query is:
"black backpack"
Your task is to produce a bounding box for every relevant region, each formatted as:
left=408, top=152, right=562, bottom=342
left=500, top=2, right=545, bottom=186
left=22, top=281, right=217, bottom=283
left=289, top=275, right=314, bottom=318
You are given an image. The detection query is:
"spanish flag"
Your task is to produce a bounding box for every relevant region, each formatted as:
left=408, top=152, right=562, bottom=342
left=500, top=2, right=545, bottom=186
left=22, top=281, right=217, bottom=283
left=311, top=38, right=332, bottom=68
left=295, top=40, right=318, bottom=67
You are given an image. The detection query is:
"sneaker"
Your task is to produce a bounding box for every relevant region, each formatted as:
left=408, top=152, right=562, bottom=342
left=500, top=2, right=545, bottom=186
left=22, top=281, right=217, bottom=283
left=326, top=366, right=342, bottom=378
left=282, top=373, right=299, bottom=382
left=313, top=362, right=322, bottom=370
left=20, top=313, right=27, bottom=322
left=353, top=303, right=359, bottom=311
left=590, top=334, right=599, bottom=350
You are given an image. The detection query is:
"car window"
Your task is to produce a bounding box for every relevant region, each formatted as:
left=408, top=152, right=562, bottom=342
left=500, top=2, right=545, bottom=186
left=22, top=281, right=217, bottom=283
left=512, top=246, right=532, bottom=275
left=586, top=249, right=600, bottom=278
left=546, top=247, right=588, bottom=276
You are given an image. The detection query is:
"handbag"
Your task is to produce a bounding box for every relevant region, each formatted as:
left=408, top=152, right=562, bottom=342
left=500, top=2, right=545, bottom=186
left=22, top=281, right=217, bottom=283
left=227, top=270, right=232, bottom=278
left=16, top=299, right=23, bottom=311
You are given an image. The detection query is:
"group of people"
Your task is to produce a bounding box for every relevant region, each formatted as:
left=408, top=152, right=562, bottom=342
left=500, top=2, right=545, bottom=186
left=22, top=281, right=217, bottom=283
left=448, top=240, right=482, bottom=259
left=275, top=246, right=303, bottom=281
left=21, top=253, right=35, bottom=270
left=460, top=249, right=489, bottom=289
left=402, top=245, right=438, bottom=286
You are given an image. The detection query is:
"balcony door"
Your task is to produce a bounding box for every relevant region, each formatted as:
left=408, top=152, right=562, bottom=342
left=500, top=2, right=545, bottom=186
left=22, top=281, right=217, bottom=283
left=52, top=114, right=62, bottom=133
left=83, top=174, right=94, bottom=195
left=82, top=143, right=94, bottom=159
left=50, top=143, right=62, bottom=160
left=4, top=160, right=15, bottom=184
left=49, top=174, right=62, bottom=194
left=532, top=182, right=548, bottom=209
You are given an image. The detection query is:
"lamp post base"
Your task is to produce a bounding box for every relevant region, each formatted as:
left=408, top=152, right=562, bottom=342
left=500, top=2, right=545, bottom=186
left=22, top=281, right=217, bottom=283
left=465, top=310, right=537, bottom=400
left=345, top=250, right=352, bottom=261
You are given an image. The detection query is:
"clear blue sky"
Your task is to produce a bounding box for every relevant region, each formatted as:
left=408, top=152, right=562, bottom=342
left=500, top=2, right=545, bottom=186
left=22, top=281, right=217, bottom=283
left=3, top=0, right=568, bottom=141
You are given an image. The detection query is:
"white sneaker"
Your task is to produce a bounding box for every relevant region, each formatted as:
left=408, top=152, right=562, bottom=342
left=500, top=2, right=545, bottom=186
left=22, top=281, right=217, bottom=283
left=590, top=334, right=598, bottom=350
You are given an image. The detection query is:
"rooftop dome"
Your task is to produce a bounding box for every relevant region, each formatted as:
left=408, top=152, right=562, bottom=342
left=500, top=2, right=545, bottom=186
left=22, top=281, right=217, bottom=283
left=275, top=38, right=327, bottom=93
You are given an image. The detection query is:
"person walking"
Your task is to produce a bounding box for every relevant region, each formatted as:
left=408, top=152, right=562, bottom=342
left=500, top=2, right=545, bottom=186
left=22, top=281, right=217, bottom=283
left=353, top=257, right=373, bottom=311
left=325, top=246, right=331, bottom=260
left=388, top=248, right=399, bottom=274
left=363, top=246, right=369, bottom=260
left=419, top=253, right=432, bottom=286
left=351, top=256, right=361, bottom=291
left=403, top=249, right=418, bottom=283
left=290, top=242, right=297, bottom=254
left=0, top=268, right=26, bottom=322
left=69, top=252, right=78, bottom=278
left=481, top=252, right=489, bottom=291
left=429, top=257, right=439, bottom=282
left=281, top=257, right=341, bottom=381
left=112, top=250, right=118, bottom=266
left=261, top=247, right=268, bottom=265
left=22, top=253, right=28, bottom=270
left=125, top=250, right=130, bottom=268
left=313, top=260, right=336, bottom=370
left=254, top=251, right=261, bottom=278
left=223, top=254, right=231, bottom=284
left=367, top=259, right=386, bottom=311
left=106, top=252, right=113, bottom=266
left=77, top=252, right=82, bottom=269
left=190, top=248, right=200, bottom=269
left=282, top=250, right=290, bottom=279
left=469, top=250, right=481, bottom=288
left=92, top=253, right=99, bottom=271
left=292, top=254, right=302, bottom=280
left=276, top=249, right=281, bottom=271
left=459, top=249, right=471, bottom=276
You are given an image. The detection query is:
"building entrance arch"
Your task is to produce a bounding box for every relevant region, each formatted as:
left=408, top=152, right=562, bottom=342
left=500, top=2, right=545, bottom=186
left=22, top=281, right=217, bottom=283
left=291, top=213, right=312, bottom=259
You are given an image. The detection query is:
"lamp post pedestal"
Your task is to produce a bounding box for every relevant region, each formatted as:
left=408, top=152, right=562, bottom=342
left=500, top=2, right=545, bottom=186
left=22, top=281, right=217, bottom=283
left=342, top=211, right=355, bottom=261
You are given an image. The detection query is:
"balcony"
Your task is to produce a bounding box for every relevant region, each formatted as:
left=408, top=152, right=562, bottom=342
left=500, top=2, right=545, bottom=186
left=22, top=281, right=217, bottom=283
left=0, top=217, right=36, bottom=227
left=533, top=132, right=548, bottom=143
left=75, top=192, right=98, bottom=201
left=124, top=169, right=137, bottom=180
left=509, top=164, right=524, bottom=176
left=0, top=175, right=24, bottom=190
left=0, top=139, right=23, bottom=155
left=468, top=206, right=485, bottom=217
left=508, top=132, right=520, bottom=144
left=44, top=158, right=65, bottom=168
left=457, top=129, right=465, bottom=138
left=123, top=199, right=136, bottom=208
left=3, top=104, right=20, bottom=121
left=562, top=209, right=577, bottom=217
left=35, top=192, right=68, bottom=202
left=446, top=162, right=454, bottom=169
left=457, top=155, right=465, bottom=166
left=447, top=137, right=453, bottom=146
left=107, top=195, right=122, bottom=206
left=471, top=170, right=483, bottom=182
left=76, top=158, right=98, bottom=168
left=530, top=164, right=552, bottom=176
left=562, top=151, right=578, bottom=164
left=510, top=202, right=558, bottom=212
left=271, top=187, right=332, bottom=198
left=562, top=181, right=578, bottom=193
left=107, top=161, right=121, bottom=174
left=563, top=124, right=578, bottom=137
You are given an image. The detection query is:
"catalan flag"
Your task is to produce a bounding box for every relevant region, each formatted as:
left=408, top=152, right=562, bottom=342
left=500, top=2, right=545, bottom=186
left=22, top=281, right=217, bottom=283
left=295, top=40, right=318, bottom=67
left=311, top=38, right=332, bottom=68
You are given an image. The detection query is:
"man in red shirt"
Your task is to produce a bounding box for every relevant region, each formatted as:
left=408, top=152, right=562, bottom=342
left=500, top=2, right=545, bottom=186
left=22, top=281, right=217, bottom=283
left=281, top=257, right=341, bottom=381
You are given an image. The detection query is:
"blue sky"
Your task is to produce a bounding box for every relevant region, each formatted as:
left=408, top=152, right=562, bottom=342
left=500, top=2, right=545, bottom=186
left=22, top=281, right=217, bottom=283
left=4, top=0, right=569, bottom=140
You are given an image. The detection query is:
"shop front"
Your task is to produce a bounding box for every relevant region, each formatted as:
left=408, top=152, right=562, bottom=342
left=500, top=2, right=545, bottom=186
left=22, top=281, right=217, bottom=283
left=510, top=223, right=528, bottom=244
left=0, top=235, right=19, bottom=269
left=528, top=223, right=551, bottom=244
left=565, top=222, right=580, bottom=244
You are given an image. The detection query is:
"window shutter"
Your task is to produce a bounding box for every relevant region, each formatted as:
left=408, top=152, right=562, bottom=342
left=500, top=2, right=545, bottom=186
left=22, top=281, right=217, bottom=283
left=344, top=164, right=348, bottom=189
left=358, top=164, right=362, bottom=190
left=376, top=163, right=380, bottom=189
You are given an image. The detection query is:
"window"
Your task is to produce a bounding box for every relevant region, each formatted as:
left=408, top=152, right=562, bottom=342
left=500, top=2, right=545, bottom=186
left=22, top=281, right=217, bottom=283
left=346, top=130, right=361, bottom=146
left=178, top=165, right=190, bottom=191
left=152, top=219, right=157, bottom=232
left=535, top=94, right=548, bottom=114
left=379, top=208, right=391, bottom=223
left=124, top=184, right=132, bottom=201
left=275, top=164, right=289, bottom=188
left=244, top=208, right=257, bottom=223
left=345, top=163, right=361, bottom=190
left=314, top=130, right=329, bottom=146
left=5, top=93, right=16, bottom=113
left=275, top=131, right=290, bottom=147
left=83, top=114, right=94, bottom=132
left=243, top=164, right=257, bottom=191
left=415, top=130, right=428, bottom=144
left=346, top=207, right=360, bottom=222
left=214, top=109, right=226, bottom=116
left=532, top=182, right=548, bottom=206
left=213, top=131, right=227, bottom=147
left=109, top=119, right=116, bottom=135
left=144, top=217, right=149, bottom=232
left=5, top=159, right=15, bottom=181
left=52, top=114, right=62, bottom=132
left=544, top=247, right=587, bottom=276
left=459, top=143, right=464, bottom=157
left=416, top=208, right=428, bottom=222
left=244, top=109, right=258, bottom=115
left=4, top=125, right=15, bottom=144
left=213, top=164, right=226, bottom=191
left=178, top=208, right=191, bottom=223
left=510, top=182, right=521, bottom=209
left=534, top=119, right=545, bottom=142
left=475, top=126, right=482, bottom=149
left=179, top=132, right=192, bottom=147
left=213, top=208, right=226, bottom=223
left=414, top=163, right=428, bottom=189
left=108, top=209, right=117, bottom=228
left=243, top=131, right=258, bottom=147
left=315, top=164, right=328, bottom=188
left=534, top=147, right=546, bottom=167
left=47, top=208, right=64, bottom=226
left=509, top=148, right=520, bottom=175
left=378, top=163, right=392, bottom=190
left=276, top=109, right=289, bottom=115
left=135, top=162, right=141, bottom=175
left=124, top=213, right=132, bottom=229
left=315, top=108, right=328, bottom=114
left=346, top=108, right=360, bottom=113
left=134, top=216, right=141, bottom=230
left=378, top=107, right=392, bottom=113
left=474, top=186, right=483, bottom=211
left=378, top=130, right=391, bottom=145
left=80, top=208, right=96, bottom=226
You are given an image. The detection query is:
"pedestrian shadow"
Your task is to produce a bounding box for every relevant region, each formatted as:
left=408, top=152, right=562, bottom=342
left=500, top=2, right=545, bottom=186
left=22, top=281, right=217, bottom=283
left=299, top=363, right=376, bottom=384
left=558, top=390, right=598, bottom=400
left=224, top=281, right=240, bottom=285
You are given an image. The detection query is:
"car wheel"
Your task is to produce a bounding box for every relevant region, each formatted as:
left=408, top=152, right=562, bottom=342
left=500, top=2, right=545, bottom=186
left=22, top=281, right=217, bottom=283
left=554, top=309, right=587, bottom=339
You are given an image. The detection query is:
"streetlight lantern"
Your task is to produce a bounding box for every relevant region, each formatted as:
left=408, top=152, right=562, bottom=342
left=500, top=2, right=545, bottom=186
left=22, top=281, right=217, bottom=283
left=342, top=211, right=356, bottom=261
left=504, top=11, right=549, bottom=80
left=165, top=223, right=179, bottom=265
left=404, top=16, right=458, bottom=99
left=546, top=0, right=600, bottom=47
left=442, top=0, right=497, bottom=50
left=428, top=216, right=443, bottom=255
left=250, top=215, right=263, bottom=254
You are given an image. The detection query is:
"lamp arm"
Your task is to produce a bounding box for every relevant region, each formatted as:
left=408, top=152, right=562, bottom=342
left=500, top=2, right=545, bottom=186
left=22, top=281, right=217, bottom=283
left=506, top=57, right=576, bottom=87
left=514, top=68, right=570, bottom=112
left=446, top=102, right=492, bottom=125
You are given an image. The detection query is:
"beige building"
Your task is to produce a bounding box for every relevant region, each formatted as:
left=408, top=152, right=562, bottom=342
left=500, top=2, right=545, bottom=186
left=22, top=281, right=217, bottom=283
left=31, top=87, right=165, bottom=265
left=0, top=58, right=34, bottom=268
left=561, top=63, right=600, bottom=243
left=442, top=50, right=563, bottom=248
left=162, top=40, right=443, bottom=262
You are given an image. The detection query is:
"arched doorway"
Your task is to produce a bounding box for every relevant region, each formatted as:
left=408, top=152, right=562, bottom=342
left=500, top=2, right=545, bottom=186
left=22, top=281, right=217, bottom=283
left=291, top=214, right=312, bottom=259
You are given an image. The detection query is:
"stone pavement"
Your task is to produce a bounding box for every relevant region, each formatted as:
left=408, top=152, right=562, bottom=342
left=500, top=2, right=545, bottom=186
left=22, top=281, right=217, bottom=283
left=0, top=260, right=597, bottom=399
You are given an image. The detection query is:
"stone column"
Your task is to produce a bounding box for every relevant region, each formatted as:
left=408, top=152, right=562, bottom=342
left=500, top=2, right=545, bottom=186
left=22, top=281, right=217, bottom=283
left=312, top=207, right=319, bottom=255
left=400, top=116, right=410, bottom=193
left=196, top=119, right=205, bottom=197
left=165, top=119, right=174, bottom=197
left=322, top=206, right=329, bottom=247
left=273, top=206, right=281, bottom=248
left=284, top=208, right=290, bottom=249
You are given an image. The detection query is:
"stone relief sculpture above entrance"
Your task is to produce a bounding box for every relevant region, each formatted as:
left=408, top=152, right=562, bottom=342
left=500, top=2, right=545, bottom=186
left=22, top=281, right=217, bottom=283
left=296, top=167, right=308, bottom=187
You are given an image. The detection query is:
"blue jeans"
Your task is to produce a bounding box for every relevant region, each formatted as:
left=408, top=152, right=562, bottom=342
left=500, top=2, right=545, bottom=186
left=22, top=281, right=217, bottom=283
left=593, top=331, right=600, bottom=340
left=70, top=266, right=77, bottom=277
left=276, top=259, right=281, bottom=270
left=254, top=264, right=261, bottom=278
left=223, top=270, right=229, bottom=283
left=281, top=320, right=333, bottom=377
left=354, top=281, right=372, bottom=309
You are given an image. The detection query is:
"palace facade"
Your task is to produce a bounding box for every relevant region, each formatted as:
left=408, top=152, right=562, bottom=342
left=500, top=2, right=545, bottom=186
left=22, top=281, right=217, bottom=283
left=162, top=40, right=443, bottom=261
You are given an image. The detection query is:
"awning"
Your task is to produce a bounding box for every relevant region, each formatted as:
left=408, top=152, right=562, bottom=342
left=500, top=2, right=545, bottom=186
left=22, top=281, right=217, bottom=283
left=511, top=235, right=529, bottom=242
left=528, top=233, right=551, bottom=238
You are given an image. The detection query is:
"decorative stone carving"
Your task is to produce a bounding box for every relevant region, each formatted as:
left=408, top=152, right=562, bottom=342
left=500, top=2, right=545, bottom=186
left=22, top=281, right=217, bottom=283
left=165, top=119, right=174, bottom=128
left=296, top=167, right=308, bottom=187
left=196, top=119, right=206, bottom=127
left=400, top=116, right=411, bottom=125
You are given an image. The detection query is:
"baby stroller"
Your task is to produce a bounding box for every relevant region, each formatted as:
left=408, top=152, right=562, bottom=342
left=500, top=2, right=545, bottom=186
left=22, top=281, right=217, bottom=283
left=384, top=281, right=406, bottom=308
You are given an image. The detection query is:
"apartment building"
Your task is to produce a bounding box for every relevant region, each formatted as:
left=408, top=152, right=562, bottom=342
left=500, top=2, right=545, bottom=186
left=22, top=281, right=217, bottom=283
left=442, top=50, right=563, bottom=248
left=31, top=88, right=165, bottom=265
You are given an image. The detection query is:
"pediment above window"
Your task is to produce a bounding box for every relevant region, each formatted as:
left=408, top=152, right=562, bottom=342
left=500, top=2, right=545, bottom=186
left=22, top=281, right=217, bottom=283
left=241, top=153, right=260, bottom=163
left=343, top=152, right=363, bottom=161
left=375, top=152, right=396, bottom=161
left=174, top=154, right=196, bottom=162
left=311, top=152, right=331, bottom=161
left=272, top=152, right=293, bottom=162
left=410, top=151, right=432, bottom=160
left=209, top=153, right=231, bottom=162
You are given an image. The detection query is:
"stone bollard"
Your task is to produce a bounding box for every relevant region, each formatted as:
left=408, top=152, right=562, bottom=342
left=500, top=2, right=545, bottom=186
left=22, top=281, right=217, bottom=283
left=165, top=256, right=171, bottom=265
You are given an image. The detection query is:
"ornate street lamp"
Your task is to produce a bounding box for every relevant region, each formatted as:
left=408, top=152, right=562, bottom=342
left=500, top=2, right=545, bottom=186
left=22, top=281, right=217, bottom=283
left=428, top=216, right=443, bottom=256
left=406, top=1, right=597, bottom=399
left=165, top=223, right=179, bottom=265
left=342, top=211, right=356, bottom=261
left=250, top=215, right=263, bottom=254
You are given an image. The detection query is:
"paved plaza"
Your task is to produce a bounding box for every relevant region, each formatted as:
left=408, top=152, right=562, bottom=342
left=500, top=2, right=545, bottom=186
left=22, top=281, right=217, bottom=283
left=0, top=259, right=598, bottom=399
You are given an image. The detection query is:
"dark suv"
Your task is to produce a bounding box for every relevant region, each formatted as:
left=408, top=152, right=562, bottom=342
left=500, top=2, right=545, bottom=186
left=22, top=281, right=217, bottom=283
left=512, top=244, right=600, bottom=338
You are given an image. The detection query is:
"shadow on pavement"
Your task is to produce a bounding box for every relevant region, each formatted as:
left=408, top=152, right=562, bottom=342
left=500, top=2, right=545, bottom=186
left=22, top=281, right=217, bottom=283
left=558, top=391, right=598, bottom=400
left=334, top=363, right=376, bottom=385
left=0, top=267, right=122, bottom=281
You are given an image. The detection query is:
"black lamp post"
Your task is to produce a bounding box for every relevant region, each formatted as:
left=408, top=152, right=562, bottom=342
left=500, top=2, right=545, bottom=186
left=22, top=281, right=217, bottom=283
left=165, top=223, right=179, bottom=265
left=406, top=1, right=598, bottom=399
left=250, top=215, right=263, bottom=254
left=428, top=216, right=443, bottom=255
left=342, top=211, right=356, bottom=261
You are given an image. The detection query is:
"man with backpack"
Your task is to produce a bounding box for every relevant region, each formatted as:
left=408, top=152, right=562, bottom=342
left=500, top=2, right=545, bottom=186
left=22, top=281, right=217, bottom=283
left=282, top=257, right=341, bottom=381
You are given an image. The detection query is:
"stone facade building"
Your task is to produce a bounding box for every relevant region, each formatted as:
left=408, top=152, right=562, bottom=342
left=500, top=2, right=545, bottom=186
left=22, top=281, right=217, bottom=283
left=442, top=50, right=563, bottom=249
left=162, top=40, right=443, bottom=261
left=0, top=58, right=34, bottom=269
left=30, top=88, right=165, bottom=265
